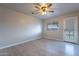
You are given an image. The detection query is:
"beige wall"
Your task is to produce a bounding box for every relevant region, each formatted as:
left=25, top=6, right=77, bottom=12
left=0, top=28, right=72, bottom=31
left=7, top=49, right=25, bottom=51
left=43, top=12, right=79, bottom=42
left=0, top=7, right=42, bottom=49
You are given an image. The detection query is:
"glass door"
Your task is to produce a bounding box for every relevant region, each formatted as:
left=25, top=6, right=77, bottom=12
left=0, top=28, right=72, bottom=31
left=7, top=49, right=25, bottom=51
left=64, top=30, right=74, bottom=42
left=63, top=17, right=78, bottom=43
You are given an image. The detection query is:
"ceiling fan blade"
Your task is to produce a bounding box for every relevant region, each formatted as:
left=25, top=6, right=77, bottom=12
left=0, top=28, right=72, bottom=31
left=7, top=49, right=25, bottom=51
left=49, top=11, right=54, bottom=13
left=35, top=6, right=40, bottom=9
left=32, top=11, right=39, bottom=14
left=32, top=12, right=34, bottom=14
left=47, top=4, right=52, bottom=8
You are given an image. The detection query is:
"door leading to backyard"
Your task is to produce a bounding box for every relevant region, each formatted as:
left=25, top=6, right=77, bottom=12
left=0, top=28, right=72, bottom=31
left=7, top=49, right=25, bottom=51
left=63, top=16, right=78, bottom=43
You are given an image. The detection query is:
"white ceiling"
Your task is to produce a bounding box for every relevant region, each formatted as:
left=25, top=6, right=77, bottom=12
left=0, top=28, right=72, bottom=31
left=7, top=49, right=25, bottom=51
left=0, top=3, right=79, bottom=19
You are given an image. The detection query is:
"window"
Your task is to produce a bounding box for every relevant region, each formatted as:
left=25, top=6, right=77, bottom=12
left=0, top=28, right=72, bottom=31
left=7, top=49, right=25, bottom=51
left=47, top=22, right=59, bottom=30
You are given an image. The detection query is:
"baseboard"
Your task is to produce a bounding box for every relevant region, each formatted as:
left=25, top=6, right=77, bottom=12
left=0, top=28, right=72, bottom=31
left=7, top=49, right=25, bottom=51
left=0, top=37, right=78, bottom=49
left=63, top=41, right=79, bottom=45
left=43, top=37, right=79, bottom=45
left=43, top=37, right=63, bottom=42
left=0, top=37, right=41, bottom=49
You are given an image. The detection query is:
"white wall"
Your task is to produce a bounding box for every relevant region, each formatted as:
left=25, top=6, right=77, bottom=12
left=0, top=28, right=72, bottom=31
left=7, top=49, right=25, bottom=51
left=0, top=7, right=42, bottom=49
left=43, top=17, right=64, bottom=40
left=43, top=12, right=79, bottom=42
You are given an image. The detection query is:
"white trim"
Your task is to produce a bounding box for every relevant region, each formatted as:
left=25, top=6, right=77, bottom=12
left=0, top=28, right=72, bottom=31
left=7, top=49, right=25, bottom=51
left=0, top=37, right=41, bottom=49
left=43, top=37, right=63, bottom=41
left=63, top=16, right=78, bottom=43
left=43, top=37, right=79, bottom=45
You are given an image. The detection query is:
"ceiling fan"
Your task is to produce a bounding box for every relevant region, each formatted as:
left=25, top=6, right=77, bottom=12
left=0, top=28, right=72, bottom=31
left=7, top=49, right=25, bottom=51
left=32, top=3, right=54, bottom=15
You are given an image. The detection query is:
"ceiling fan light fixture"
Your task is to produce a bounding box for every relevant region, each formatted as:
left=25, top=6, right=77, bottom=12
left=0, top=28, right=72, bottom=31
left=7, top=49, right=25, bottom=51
left=41, top=12, right=47, bottom=15
left=32, top=3, right=54, bottom=15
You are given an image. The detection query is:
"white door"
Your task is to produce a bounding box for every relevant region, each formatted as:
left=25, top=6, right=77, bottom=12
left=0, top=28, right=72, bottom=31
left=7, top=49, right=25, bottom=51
left=63, top=16, right=78, bottom=43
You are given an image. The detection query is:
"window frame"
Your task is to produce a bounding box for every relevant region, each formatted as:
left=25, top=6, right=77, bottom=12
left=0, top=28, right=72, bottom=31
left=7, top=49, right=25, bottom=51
left=47, top=22, right=59, bottom=31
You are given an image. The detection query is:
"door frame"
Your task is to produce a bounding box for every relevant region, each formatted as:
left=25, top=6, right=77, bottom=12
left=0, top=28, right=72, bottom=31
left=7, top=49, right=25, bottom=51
left=63, top=16, right=78, bottom=43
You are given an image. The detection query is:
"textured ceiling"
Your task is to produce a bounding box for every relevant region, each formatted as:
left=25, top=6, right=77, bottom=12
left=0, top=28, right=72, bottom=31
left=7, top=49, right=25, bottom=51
left=0, top=3, right=79, bottom=19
